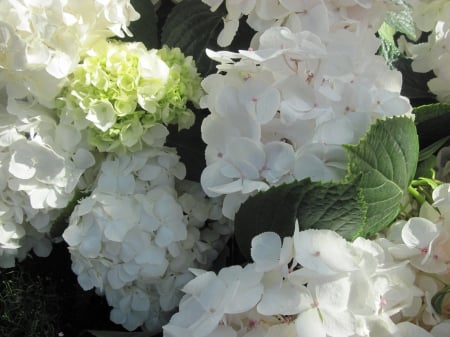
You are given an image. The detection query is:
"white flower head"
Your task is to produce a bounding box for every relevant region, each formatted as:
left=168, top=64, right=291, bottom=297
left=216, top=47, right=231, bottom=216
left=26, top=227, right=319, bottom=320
left=200, top=22, right=411, bottom=219
left=64, top=150, right=231, bottom=331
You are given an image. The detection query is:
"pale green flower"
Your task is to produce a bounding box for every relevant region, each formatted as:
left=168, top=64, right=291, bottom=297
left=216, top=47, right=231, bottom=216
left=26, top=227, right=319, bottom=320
left=57, top=40, right=202, bottom=153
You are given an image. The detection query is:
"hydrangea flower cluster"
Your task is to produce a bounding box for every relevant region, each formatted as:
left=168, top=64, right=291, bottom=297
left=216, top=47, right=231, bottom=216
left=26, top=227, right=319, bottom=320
left=0, top=87, right=96, bottom=267
left=63, top=148, right=232, bottom=331
left=399, top=1, right=450, bottom=101
left=200, top=1, right=412, bottom=219
left=202, top=0, right=401, bottom=47
left=408, top=0, right=450, bottom=33
left=57, top=41, right=203, bottom=153
left=163, top=183, right=450, bottom=337
left=0, top=0, right=141, bottom=268
left=0, top=0, right=140, bottom=107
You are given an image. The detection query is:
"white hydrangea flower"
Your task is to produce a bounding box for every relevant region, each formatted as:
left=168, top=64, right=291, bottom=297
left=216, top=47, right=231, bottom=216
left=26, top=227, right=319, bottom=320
left=164, top=224, right=431, bottom=337
left=164, top=264, right=264, bottom=337
left=0, top=0, right=140, bottom=107
left=0, top=0, right=139, bottom=73
left=64, top=149, right=232, bottom=331
left=408, top=0, right=450, bottom=33
left=373, top=183, right=450, bottom=327
left=203, top=0, right=399, bottom=47
left=0, top=88, right=95, bottom=267
left=201, top=24, right=411, bottom=219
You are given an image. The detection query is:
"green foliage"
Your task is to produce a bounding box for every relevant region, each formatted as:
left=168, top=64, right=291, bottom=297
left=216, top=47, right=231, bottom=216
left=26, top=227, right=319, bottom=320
left=121, top=0, right=159, bottom=49
left=344, top=116, right=419, bottom=236
left=161, top=0, right=254, bottom=76
left=414, top=103, right=450, bottom=148
left=384, top=3, right=416, bottom=40
left=378, top=23, right=401, bottom=67
left=234, top=178, right=366, bottom=259
left=414, top=136, right=450, bottom=179
left=161, top=0, right=226, bottom=76
left=234, top=117, right=419, bottom=259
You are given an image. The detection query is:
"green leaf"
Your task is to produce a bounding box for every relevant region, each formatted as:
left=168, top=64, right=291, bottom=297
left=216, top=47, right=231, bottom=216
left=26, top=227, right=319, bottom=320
left=415, top=154, right=437, bottom=179
left=234, top=117, right=419, bottom=260
left=418, top=136, right=450, bottom=162
left=414, top=103, right=450, bottom=148
left=161, top=0, right=254, bottom=76
left=234, top=178, right=366, bottom=260
left=121, top=0, right=159, bottom=49
left=161, top=0, right=225, bottom=76
left=377, top=23, right=401, bottom=68
left=344, top=116, right=419, bottom=236
left=385, top=6, right=416, bottom=40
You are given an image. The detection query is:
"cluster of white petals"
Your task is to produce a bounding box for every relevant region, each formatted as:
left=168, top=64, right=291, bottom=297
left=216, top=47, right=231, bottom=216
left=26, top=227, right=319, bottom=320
left=200, top=1, right=412, bottom=218
left=0, top=0, right=139, bottom=267
left=0, top=0, right=139, bottom=106
left=382, top=183, right=450, bottom=328
left=164, top=182, right=450, bottom=337
left=202, top=0, right=401, bottom=47
left=407, top=0, right=450, bottom=33
left=63, top=148, right=232, bottom=331
left=0, top=89, right=95, bottom=267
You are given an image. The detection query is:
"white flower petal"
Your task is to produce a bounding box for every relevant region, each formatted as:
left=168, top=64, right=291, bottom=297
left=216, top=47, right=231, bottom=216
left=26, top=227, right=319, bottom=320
left=295, top=308, right=326, bottom=337
left=402, top=217, right=441, bottom=249
left=397, top=322, right=434, bottom=337
left=251, top=231, right=282, bottom=271
left=257, top=282, right=303, bottom=315
left=294, top=226, right=357, bottom=275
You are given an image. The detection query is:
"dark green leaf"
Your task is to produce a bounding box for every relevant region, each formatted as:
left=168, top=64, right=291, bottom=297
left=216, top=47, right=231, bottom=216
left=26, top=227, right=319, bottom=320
left=235, top=117, right=419, bottom=259
left=161, top=0, right=254, bottom=76
left=414, top=103, right=450, bottom=148
left=161, top=0, right=225, bottom=76
left=234, top=178, right=366, bottom=260
left=415, top=154, right=437, bottom=179
left=344, top=116, right=419, bottom=236
left=121, top=0, right=159, bottom=49
left=418, top=136, right=450, bottom=162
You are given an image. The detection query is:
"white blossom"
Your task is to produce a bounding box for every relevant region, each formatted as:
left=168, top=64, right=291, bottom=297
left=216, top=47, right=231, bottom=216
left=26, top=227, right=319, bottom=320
left=0, top=0, right=140, bottom=106
left=200, top=23, right=412, bottom=219
left=64, top=149, right=232, bottom=331
left=203, top=0, right=398, bottom=47
left=164, top=224, right=431, bottom=337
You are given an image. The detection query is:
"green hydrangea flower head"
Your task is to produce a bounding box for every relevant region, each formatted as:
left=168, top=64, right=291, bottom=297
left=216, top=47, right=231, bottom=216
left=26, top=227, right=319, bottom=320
left=56, top=40, right=202, bottom=153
